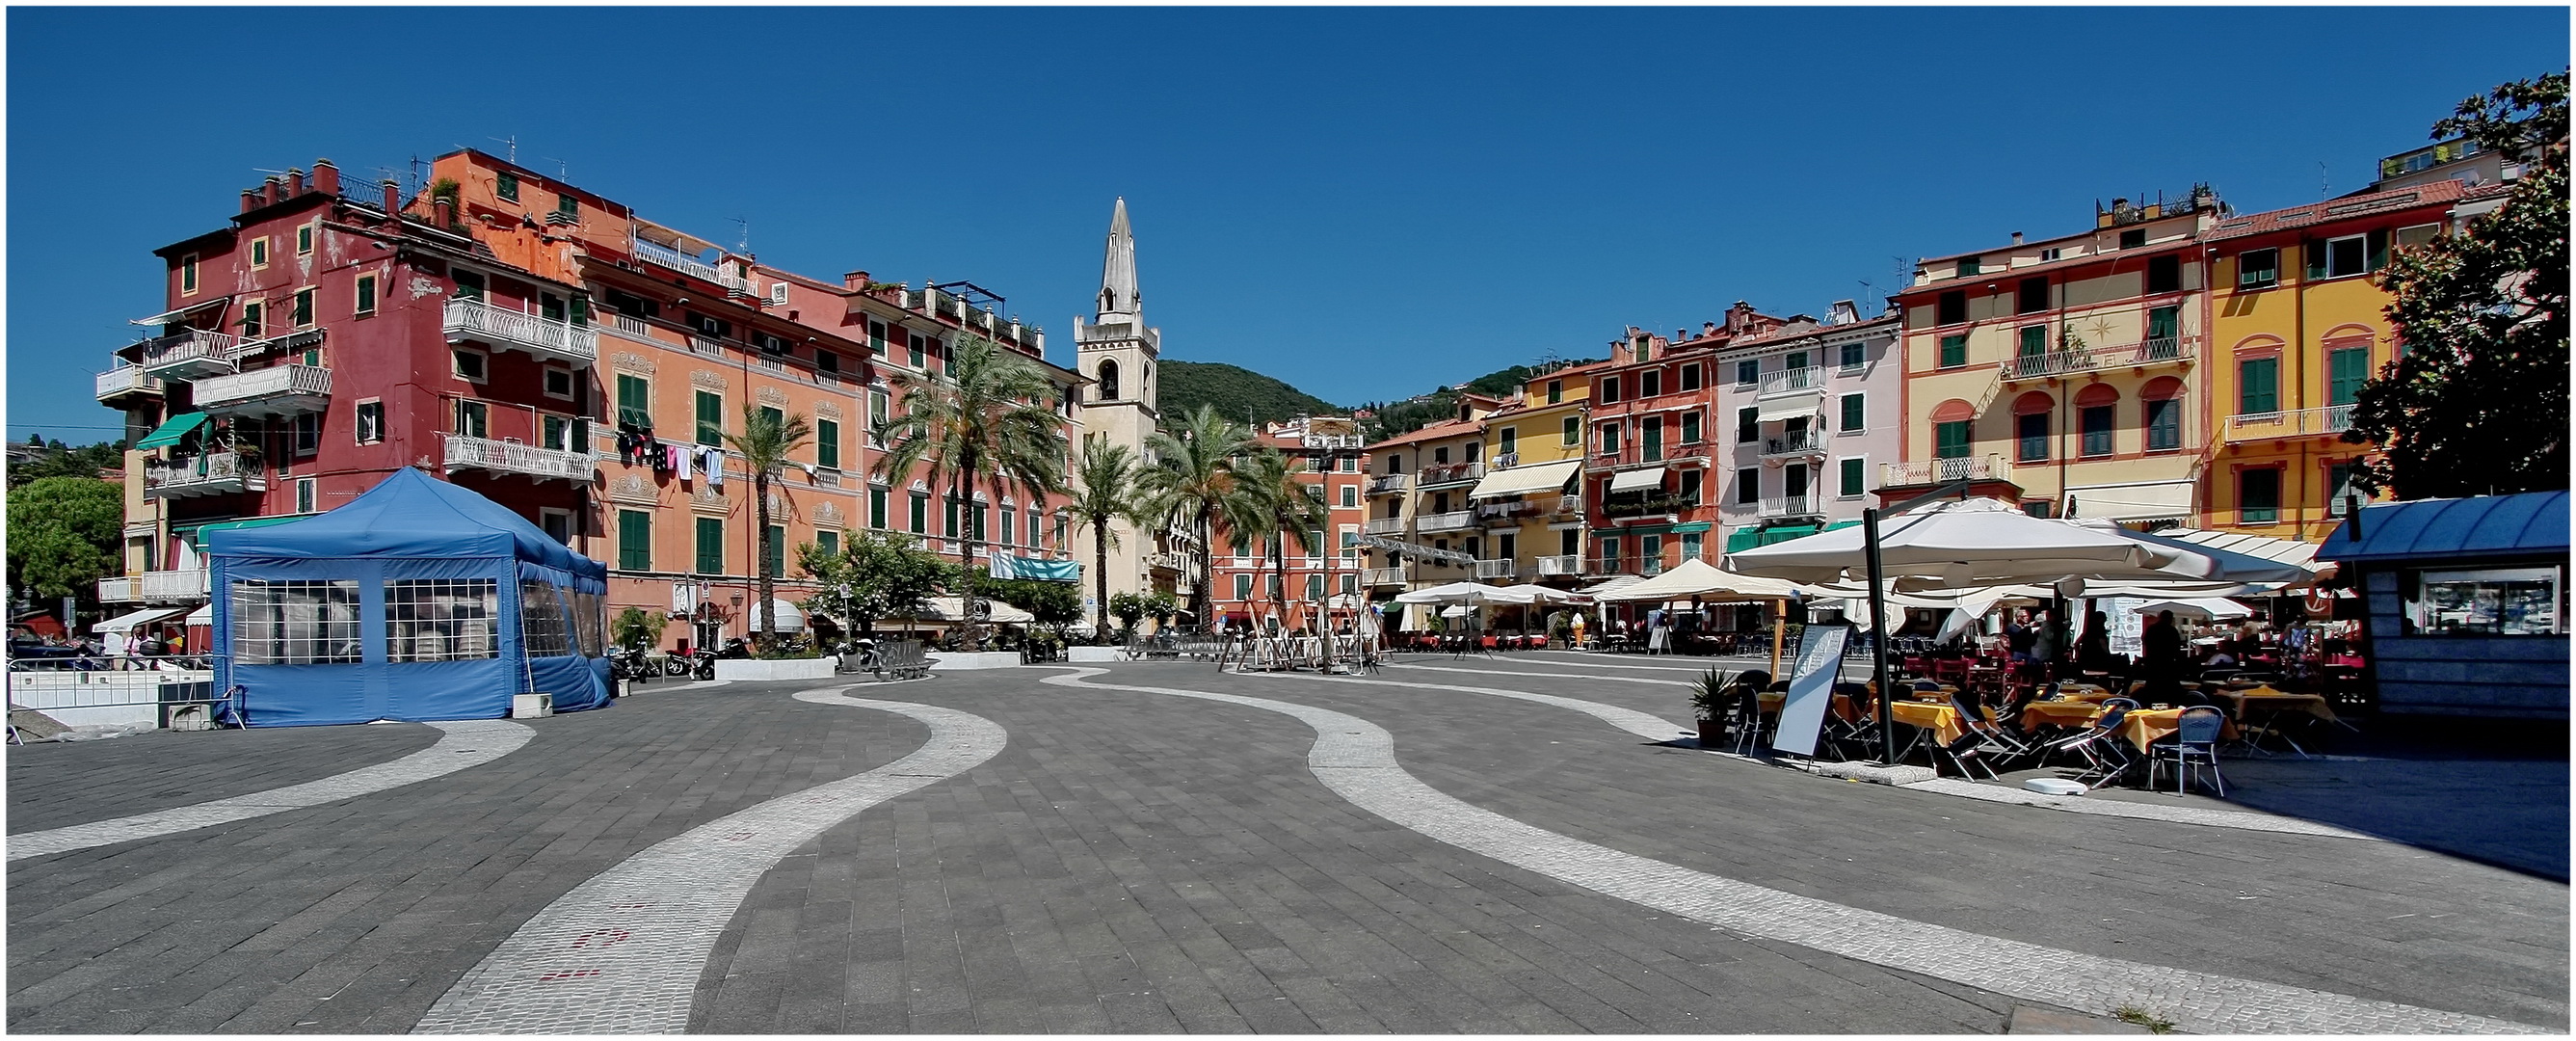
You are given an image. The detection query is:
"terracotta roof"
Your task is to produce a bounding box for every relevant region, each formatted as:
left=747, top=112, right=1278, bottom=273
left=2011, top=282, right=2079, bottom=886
left=2206, top=180, right=2470, bottom=243
left=1894, top=240, right=2200, bottom=299
left=1365, top=415, right=1483, bottom=451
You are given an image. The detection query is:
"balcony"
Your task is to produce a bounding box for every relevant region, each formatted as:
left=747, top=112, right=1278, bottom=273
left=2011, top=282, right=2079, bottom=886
left=443, top=298, right=598, bottom=366
left=1590, top=443, right=1700, bottom=470
left=2001, top=335, right=2195, bottom=381
left=194, top=364, right=331, bottom=418
left=1416, top=510, right=1476, bottom=533
left=1417, top=462, right=1484, bottom=489
left=1363, top=516, right=1408, bottom=536
left=1881, top=454, right=2015, bottom=490
left=1602, top=494, right=1696, bottom=520
left=1474, top=559, right=1516, bottom=580
left=1760, top=429, right=1826, bottom=460
left=1367, top=472, right=1411, bottom=495
left=144, top=452, right=264, bottom=499
left=1473, top=500, right=1544, bottom=524
left=1535, top=554, right=1582, bottom=577
left=1759, top=494, right=1826, bottom=520
left=1756, top=366, right=1826, bottom=398
left=1362, top=567, right=1408, bottom=587
left=1145, top=551, right=1189, bottom=574
left=94, top=364, right=163, bottom=404
left=136, top=329, right=241, bottom=380
left=443, top=434, right=594, bottom=483
left=95, top=569, right=209, bottom=604
left=2224, top=404, right=2357, bottom=442
left=631, top=236, right=729, bottom=284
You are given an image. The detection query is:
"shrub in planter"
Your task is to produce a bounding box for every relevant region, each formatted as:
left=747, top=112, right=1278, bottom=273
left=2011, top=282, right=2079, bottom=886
left=1689, top=668, right=1738, bottom=747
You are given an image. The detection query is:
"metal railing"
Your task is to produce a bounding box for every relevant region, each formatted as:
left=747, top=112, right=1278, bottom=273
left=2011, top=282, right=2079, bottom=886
left=1361, top=567, right=1409, bottom=586
left=1759, top=494, right=1824, bottom=519
left=1474, top=559, right=1516, bottom=580
left=1416, top=510, right=1476, bottom=533
left=1880, top=454, right=2013, bottom=488
left=1761, top=429, right=1825, bottom=457
left=1474, top=500, right=1542, bottom=522
left=1368, top=473, right=1410, bottom=494
left=1757, top=366, right=1825, bottom=397
left=1601, top=494, right=1695, bottom=520
left=2224, top=404, right=2357, bottom=441
left=1416, top=462, right=1484, bottom=488
left=2003, top=335, right=2195, bottom=380
left=1362, top=517, right=1408, bottom=536
left=193, top=363, right=332, bottom=413
left=136, top=329, right=241, bottom=376
left=94, top=364, right=162, bottom=400
left=144, top=452, right=264, bottom=497
left=443, top=298, right=598, bottom=363
left=1535, top=554, right=1581, bottom=577
left=442, top=433, right=594, bottom=481
left=632, top=237, right=726, bottom=283
left=95, top=569, right=210, bottom=603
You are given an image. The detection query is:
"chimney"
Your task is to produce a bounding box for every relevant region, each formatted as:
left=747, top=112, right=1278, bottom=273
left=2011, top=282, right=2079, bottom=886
left=259, top=176, right=280, bottom=207
left=1702, top=321, right=1718, bottom=336
left=382, top=179, right=401, bottom=215
left=433, top=197, right=454, bottom=227
left=843, top=270, right=870, bottom=291
left=242, top=188, right=259, bottom=214
left=1675, top=329, right=1687, bottom=341
left=284, top=167, right=306, bottom=198
left=2010, top=230, right=2024, bottom=245
left=311, top=159, right=339, bottom=196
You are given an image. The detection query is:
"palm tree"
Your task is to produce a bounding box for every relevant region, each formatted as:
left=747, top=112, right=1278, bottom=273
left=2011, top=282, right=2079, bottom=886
left=871, top=334, right=1067, bottom=650
left=1225, top=447, right=1330, bottom=627
left=723, top=404, right=814, bottom=649
left=1135, top=404, right=1256, bottom=633
left=1067, top=433, right=1145, bottom=638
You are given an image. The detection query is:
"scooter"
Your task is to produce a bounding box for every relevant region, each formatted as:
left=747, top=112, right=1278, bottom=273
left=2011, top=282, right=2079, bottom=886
left=689, top=637, right=751, bottom=681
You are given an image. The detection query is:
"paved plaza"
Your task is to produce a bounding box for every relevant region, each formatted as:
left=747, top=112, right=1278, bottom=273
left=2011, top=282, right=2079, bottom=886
left=8, top=657, right=2567, bottom=1033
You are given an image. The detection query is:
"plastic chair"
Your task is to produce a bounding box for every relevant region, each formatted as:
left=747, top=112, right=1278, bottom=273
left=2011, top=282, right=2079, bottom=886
left=2151, top=707, right=2228, bottom=795
left=2052, top=698, right=2138, bottom=788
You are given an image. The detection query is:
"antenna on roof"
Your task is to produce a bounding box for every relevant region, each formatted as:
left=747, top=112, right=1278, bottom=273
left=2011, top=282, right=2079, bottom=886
left=543, top=156, right=571, bottom=181
left=409, top=155, right=423, bottom=198
left=2320, top=160, right=2329, bottom=199
left=731, top=217, right=750, bottom=254
left=488, top=135, right=518, bottom=164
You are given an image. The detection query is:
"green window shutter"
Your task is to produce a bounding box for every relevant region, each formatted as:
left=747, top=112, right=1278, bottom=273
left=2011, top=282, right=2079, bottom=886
left=817, top=530, right=839, bottom=559
left=1841, top=393, right=1865, bottom=431
left=1934, top=420, right=1970, bottom=459
left=618, top=510, right=651, bottom=571
left=943, top=495, right=959, bottom=537
left=763, top=525, right=784, bottom=577
left=2365, top=228, right=2389, bottom=272
left=2147, top=306, right=2179, bottom=343
left=2240, top=468, right=2280, bottom=523
left=758, top=406, right=783, bottom=435
left=2017, top=325, right=2046, bottom=358
left=869, top=489, right=889, bottom=529
left=617, top=375, right=651, bottom=428
left=696, top=518, right=725, bottom=574
left=1939, top=334, right=1968, bottom=368
left=1840, top=457, right=1865, bottom=496
left=815, top=419, right=839, bottom=468
left=2329, top=347, right=2370, bottom=406
left=1562, top=416, right=1579, bottom=444
left=696, top=391, right=723, bottom=444
left=497, top=172, right=518, bottom=201
left=2303, top=239, right=2326, bottom=280
left=2146, top=398, right=2182, bottom=451
left=356, top=277, right=377, bottom=315
left=570, top=293, right=591, bottom=327
left=910, top=493, right=928, bottom=534
left=2240, top=358, right=2278, bottom=414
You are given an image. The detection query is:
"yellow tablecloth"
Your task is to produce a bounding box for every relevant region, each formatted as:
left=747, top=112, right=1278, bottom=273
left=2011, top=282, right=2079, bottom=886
left=2217, top=686, right=2340, bottom=724
left=2018, top=700, right=2106, bottom=732
left=1884, top=701, right=1968, bottom=746
left=2118, top=707, right=2240, bottom=753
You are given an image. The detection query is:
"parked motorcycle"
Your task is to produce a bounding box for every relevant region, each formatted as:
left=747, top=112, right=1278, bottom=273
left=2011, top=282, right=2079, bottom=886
left=690, top=637, right=751, bottom=681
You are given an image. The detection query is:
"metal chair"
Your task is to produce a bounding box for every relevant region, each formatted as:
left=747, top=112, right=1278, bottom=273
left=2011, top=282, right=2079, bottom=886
left=2052, top=698, right=2138, bottom=789
left=2151, top=706, right=2228, bottom=795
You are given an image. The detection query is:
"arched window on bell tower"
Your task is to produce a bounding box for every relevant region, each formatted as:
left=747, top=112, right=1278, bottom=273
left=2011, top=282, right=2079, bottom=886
left=1101, top=287, right=1117, bottom=314
left=1098, top=359, right=1121, bottom=401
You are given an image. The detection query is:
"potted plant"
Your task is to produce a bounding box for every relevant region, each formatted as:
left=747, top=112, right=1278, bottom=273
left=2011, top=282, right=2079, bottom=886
left=1689, top=668, right=1738, bottom=748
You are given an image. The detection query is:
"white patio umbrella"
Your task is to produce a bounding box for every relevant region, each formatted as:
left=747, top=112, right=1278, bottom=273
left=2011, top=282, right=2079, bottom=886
left=2130, top=597, right=2252, bottom=622
left=1596, top=558, right=1804, bottom=602
left=1392, top=581, right=1521, bottom=603
left=1723, top=497, right=2186, bottom=587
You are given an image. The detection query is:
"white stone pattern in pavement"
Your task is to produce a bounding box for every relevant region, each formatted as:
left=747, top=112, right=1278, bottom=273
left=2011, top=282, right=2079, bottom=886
left=1043, top=667, right=2543, bottom=1034
left=6, top=719, right=534, bottom=863
left=411, top=689, right=1003, bottom=1035
left=1347, top=669, right=2397, bottom=843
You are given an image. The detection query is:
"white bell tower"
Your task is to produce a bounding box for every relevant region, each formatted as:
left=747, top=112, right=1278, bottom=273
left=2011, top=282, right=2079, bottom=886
left=1071, top=198, right=1172, bottom=616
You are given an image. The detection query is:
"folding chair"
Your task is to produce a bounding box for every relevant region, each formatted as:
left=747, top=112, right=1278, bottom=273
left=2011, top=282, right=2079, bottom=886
left=2150, top=706, right=2228, bottom=796
left=2052, top=698, right=2138, bottom=789
left=1951, top=690, right=2043, bottom=769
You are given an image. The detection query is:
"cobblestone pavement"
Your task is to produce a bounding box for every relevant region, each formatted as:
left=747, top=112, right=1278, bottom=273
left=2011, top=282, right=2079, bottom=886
left=7, top=660, right=2564, bottom=1033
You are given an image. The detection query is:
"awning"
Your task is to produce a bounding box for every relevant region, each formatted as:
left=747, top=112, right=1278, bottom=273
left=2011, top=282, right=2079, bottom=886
left=1576, top=574, right=1646, bottom=598
left=174, top=515, right=309, bottom=538
left=1607, top=467, right=1667, bottom=494
left=93, top=606, right=189, bottom=634
left=184, top=604, right=214, bottom=626
left=2318, top=490, right=2567, bottom=564
left=130, top=297, right=230, bottom=327
left=2062, top=479, right=2195, bottom=522
left=1756, top=394, right=1822, bottom=422
left=134, top=412, right=210, bottom=450
left=1468, top=459, right=1582, bottom=501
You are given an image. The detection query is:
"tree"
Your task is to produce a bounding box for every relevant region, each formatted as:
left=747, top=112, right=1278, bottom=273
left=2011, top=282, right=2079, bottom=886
left=871, top=334, right=1068, bottom=650
left=1145, top=591, right=1180, bottom=632
left=1066, top=434, right=1146, bottom=638
left=8, top=440, right=127, bottom=490
left=1106, top=591, right=1148, bottom=644
left=1134, top=404, right=1256, bottom=632
left=1225, top=447, right=1330, bottom=625
left=797, top=530, right=946, bottom=637
left=722, top=404, right=814, bottom=648
left=7, top=477, right=121, bottom=610
left=2347, top=71, right=2569, bottom=498
left=987, top=577, right=1083, bottom=637
left=611, top=606, right=669, bottom=651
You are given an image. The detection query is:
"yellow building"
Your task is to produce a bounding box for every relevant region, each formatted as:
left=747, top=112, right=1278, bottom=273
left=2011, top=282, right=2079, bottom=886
left=1466, top=360, right=1606, bottom=587
left=1889, top=188, right=2224, bottom=524
left=1359, top=395, right=1503, bottom=602
left=2199, top=179, right=2491, bottom=540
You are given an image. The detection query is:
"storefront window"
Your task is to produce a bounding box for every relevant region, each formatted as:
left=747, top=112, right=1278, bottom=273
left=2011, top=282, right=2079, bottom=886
left=2403, top=566, right=2563, bottom=635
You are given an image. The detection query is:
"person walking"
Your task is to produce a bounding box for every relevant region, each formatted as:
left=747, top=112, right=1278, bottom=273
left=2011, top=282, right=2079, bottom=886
left=2140, top=609, right=2186, bottom=698
left=2029, top=609, right=2064, bottom=681
left=2076, top=609, right=2111, bottom=674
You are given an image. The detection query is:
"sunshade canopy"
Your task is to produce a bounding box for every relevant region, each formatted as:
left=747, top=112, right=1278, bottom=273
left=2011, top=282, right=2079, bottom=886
left=1607, top=467, right=1667, bottom=494
left=2062, top=479, right=2195, bottom=522
left=1394, top=580, right=1523, bottom=604
left=1756, top=395, right=1822, bottom=422
left=212, top=467, right=602, bottom=577
left=2318, top=491, right=2568, bottom=564
left=1598, top=558, right=1804, bottom=602
left=1577, top=574, right=1647, bottom=598
left=134, top=412, right=210, bottom=450
left=130, top=297, right=229, bottom=327
left=747, top=599, right=807, bottom=631
left=1469, top=459, right=1582, bottom=500
left=909, top=596, right=1035, bottom=625
left=93, top=606, right=189, bottom=634
left=2131, top=598, right=2251, bottom=621
left=1723, top=497, right=2180, bottom=586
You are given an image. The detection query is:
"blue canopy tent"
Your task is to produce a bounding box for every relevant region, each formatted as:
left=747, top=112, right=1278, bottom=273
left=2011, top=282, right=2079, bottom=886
left=208, top=467, right=611, bottom=727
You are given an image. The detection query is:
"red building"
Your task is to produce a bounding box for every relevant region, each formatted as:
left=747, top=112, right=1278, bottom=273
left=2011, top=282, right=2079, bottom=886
left=1582, top=303, right=1793, bottom=578
left=1206, top=416, right=1369, bottom=630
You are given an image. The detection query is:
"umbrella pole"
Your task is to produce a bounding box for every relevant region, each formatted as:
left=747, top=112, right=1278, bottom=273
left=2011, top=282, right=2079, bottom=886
left=1767, top=598, right=1785, bottom=681
left=1863, top=506, right=1897, bottom=765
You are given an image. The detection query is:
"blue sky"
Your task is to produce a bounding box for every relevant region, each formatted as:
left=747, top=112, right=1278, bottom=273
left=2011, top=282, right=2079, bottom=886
left=9, top=7, right=2567, bottom=442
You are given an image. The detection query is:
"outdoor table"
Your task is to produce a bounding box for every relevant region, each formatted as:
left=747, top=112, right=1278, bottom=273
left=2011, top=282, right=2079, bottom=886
left=2017, top=700, right=2106, bottom=733
left=2117, top=707, right=2240, bottom=753
left=1882, top=701, right=1967, bottom=746
left=2215, top=685, right=2350, bottom=756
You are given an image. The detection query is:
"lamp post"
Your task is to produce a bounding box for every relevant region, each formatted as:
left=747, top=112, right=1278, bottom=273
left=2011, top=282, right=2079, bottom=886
left=1862, top=477, right=1974, bottom=765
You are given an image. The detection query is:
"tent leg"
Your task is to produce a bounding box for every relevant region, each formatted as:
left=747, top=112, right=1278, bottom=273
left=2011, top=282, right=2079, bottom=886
left=1863, top=507, right=1897, bottom=766
left=1767, top=598, right=1785, bottom=682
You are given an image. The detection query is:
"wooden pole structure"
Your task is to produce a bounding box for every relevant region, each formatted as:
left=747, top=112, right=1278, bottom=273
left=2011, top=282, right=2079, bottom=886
left=1768, top=597, right=1787, bottom=681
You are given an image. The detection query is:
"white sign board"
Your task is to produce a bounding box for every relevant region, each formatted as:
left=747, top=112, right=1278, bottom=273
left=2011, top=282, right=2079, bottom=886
left=1770, top=624, right=1849, bottom=758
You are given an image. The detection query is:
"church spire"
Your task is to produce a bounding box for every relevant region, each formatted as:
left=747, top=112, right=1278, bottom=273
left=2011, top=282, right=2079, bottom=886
left=1097, top=197, right=1139, bottom=322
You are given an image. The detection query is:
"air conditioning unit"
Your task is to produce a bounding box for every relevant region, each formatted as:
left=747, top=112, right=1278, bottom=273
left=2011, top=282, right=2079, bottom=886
left=769, top=282, right=790, bottom=306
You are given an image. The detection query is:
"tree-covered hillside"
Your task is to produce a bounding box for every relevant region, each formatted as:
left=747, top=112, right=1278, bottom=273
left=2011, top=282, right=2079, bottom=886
left=1157, top=360, right=1342, bottom=428
left=1354, top=360, right=1605, bottom=442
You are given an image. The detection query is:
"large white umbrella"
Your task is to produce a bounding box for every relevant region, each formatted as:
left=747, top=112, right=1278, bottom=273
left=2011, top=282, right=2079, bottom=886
left=1724, top=497, right=2182, bottom=586
left=1597, top=558, right=1804, bottom=602
left=2130, top=597, right=2252, bottom=622
left=1393, top=581, right=1520, bottom=604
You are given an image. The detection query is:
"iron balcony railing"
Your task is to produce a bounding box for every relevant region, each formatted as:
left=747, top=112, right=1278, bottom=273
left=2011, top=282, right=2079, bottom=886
left=443, top=434, right=595, bottom=482
left=1367, top=473, right=1411, bottom=495
left=1362, top=517, right=1408, bottom=536
left=1535, top=554, right=1581, bottom=577
left=1416, top=462, right=1485, bottom=488
left=1881, top=454, right=2014, bottom=488
left=144, top=451, right=264, bottom=498
left=1416, top=510, right=1476, bottom=533
left=1474, top=559, right=1516, bottom=580
left=2003, top=334, right=2195, bottom=380
left=2223, top=404, right=2358, bottom=442
left=95, top=569, right=210, bottom=603
left=1474, top=500, right=1543, bottom=523
left=1756, top=366, right=1826, bottom=398
left=192, top=363, right=332, bottom=414
left=632, top=237, right=727, bottom=283
left=136, top=329, right=241, bottom=377
left=94, top=364, right=163, bottom=401
left=444, top=298, right=598, bottom=364
left=1361, top=567, right=1408, bottom=586
left=1761, top=429, right=1826, bottom=458
left=1759, top=494, right=1825, bottom=519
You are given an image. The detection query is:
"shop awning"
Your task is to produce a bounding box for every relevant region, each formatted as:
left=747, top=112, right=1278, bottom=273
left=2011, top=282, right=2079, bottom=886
left=1607, top=467, right=1667, bottom=494
left=2318, top=489, right=2568, bottom=564
left=1757, top=394, right=1822, bottom=422
left=184, top=604, right=214, bottom=626
left=1575, top=574, right=1646, bottom=598
left=129, top=297, right=229, bottom=327
left=175, top=515, right=309, bottom=539
left=1468, top=459, right=1582, bottom=501
left=92, top=606, right=189, bottom=634
left=134, top=412, right=210, bottom=450
left=2062, top=479, right=2195, bottom=522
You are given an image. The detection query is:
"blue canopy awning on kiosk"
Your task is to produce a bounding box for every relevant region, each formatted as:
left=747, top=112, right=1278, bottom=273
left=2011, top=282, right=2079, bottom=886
left=2317, top=491, right=2568, bottom=565
left=208, top=468, right=610, bottom=727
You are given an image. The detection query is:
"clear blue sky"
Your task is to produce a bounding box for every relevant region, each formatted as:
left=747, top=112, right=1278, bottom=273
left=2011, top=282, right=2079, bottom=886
left=9, top=7, right=2566, bottom=442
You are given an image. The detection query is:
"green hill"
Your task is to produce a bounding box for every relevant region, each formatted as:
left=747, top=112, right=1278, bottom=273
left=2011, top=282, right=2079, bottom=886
left=1157, top=360, right=1342, bottom=428
left=1355, top=360, right=1605, bottom=442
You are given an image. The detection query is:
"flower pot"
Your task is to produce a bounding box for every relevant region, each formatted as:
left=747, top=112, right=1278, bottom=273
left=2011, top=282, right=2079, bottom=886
left=1697, top=718, right=1726, bottom=748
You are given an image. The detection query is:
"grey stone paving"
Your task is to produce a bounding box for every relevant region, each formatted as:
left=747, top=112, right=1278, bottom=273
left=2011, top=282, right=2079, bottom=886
left=8, top=721, right=442, bottom=832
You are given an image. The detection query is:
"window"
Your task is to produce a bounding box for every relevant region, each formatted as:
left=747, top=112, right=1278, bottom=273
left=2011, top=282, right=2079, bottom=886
left=1957, top=256, right=1981, bottom=277
left=1840, top=393, right=1865, bottom=432
left=1939, top=334, right=1968, bottom=368
left=1341, top=485, right=1357, bottom=508
left=293, top=413, right=320, bottom=456
left=180, top=254, right=199, bottom=295
left=619, top=510, right=651, bottom=571
left=2017, top=277, right=2048, bottom=314
left=1639, top=370, right=1660, bottom=398
left=2145, top=307, right=2180, bottom=354
left=2017, top=324, right=2047, bottom=360
left=1235, top=574, right=1253, bottom=601
left=2144, top=396, right=2182, bottom=451
left=868, top=320, right=888, bottom=356
left=2239, top=248, right=2279, bottom=289
left=816, top=418, right=840, bottom=469
left=1030, top=508, right=1045, bottom=547
left=1632, top=338, right=1652, bottom=362
left=2016, top=412, right=2049, bottom=463
left=355, top=274, right=378, bottom=316
left=1839, top=343, right=1865, bottom=371
left=2394, top=223, right=2440, bottom=251
left=1600, top=537, right=1622, bottom=571
left=2239, top=467, right=2280, bottom=524
left=2147, top=254, right=2181, bottom=295
left=1679, top=411, right=1702, bottom=443
left=1839, top=457, right=1866, bottom=497
left=296, top=222, right=315, bottom=256
left=696, top=391, right=723, bottom=444
left=1785, top=351, right=1809, bottom=375
left=1341, top=574, right=1358, bottom=596
left=2118, top=228, right=2147, bottom=250
left=1306, top=574, right=1325, bottom=601
left=696, top=518, right=725, bottom=574
left=1546, top=380, right=1562, bottom=404
left=1736, top=360, right=1759, bottom=386
left=2081, top=405, right=2113, bottom=457
left=2039, top=246, right=2063, bottom=262
left=2023, top=501, right=2055, bottom=519
left=764, top=525, right=785, bottom=577
left=943, top=494, right=960, bottom=538
left=616, top=374, right=650, bottom=427
left=2311, top=232, right=2384, bottom=280
left=908, top=332, right=927, bottom=368
left=770, top=282, right=791, bottom=307
left=453, top=271, right=485, bottom=301
left=816, top=529, right=839, bottom=560
left=1736, top=467, right=1760, bottom=505
left=227, top=579, right=361, bottom=665
left=1934, top=420, right=1971, bottom=459
left=1000, top=507, right=1018, bottom=547
left=1678, top=469, right=1701, bottom=503
left=496, top=171, right=518, bottom=201
left=385, top=578, right=500, bottom=662
left=1679, top=364, right=1701, bottom=391
left=533, top=368, right=574, bottom=404
left=518, top=580, right=572, bottom=657
left=2325, top=461, right=2360, bottom=517
left=293, top=288, right=314, bottom=328
left=296, top=476, right=316, bottom=514
left=242, top=301, right=264, bottom=338
left=1561, top=415, right=1580, bottom=445
left=869, top=389, right=890, bottom=445
left=555, top=193, right=579, bottom=222
left=910, top=491, right=929, bottom=534
left=1597, top=423, right=1620, bottom=454
left=1499, top=427, right=1517, bottom=457
left=1936, top=290, right=1967, bottom=326
left=815, top=350, right=838, bottom=376
left=1598, top=376, right=1619, bottom=404
left=1737, top=407, right=1758, bottom=443
left=452, top=348, right=488, bottom=384
left=250, top=236, right=271, bottom=269
left=1640, top=416, right=1663, bottom=462
left=1680, top=532, right=1702, bottom=562
left=2405, top=566, right=2563, bottom=635
left=869, top=488, right=889, bottom=529
left=357, top=400, right=384, bottom=443
left=2239, top=358, right=2278, bottom=414
left=454, top=399, right=488, bottom=438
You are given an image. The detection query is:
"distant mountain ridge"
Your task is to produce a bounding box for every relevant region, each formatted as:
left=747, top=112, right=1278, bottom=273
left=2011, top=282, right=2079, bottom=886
left=1156, top=360, right=1342, bottom=429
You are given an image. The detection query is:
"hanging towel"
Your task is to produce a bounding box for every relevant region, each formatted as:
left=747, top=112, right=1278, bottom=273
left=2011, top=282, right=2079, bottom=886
left=701, top=445, right=724, bottom=489
left=675, top=444, right=694, bottom=482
